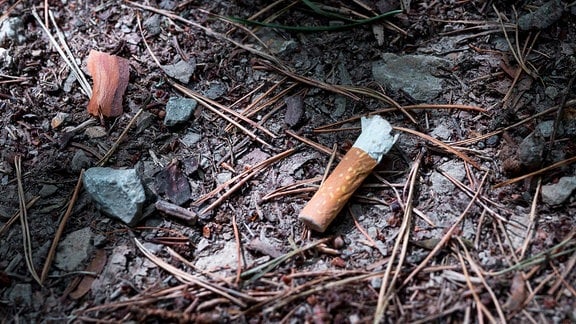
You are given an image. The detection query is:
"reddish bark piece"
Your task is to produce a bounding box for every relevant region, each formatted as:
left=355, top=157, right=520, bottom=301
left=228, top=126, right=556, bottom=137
left=86, top=50, right=130, bottom=117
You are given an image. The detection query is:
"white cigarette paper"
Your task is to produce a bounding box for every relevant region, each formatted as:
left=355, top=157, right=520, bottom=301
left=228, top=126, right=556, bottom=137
left=299, top=115, right=397, bottom=232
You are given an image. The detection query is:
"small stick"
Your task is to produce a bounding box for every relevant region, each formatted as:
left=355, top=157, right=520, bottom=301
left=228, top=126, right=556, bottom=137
left=299, top=115, right=397, bottom=232
left=41, top=169, right=85, bottom=283
left=155, top=200, right=197, bottom=225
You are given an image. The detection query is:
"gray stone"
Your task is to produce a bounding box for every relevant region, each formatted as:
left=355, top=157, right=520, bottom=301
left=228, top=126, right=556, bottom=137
left=55, top=227, right=93, bottom=271
left=518, top=0, right=564, bottom=31
left=143, top=14, right=161, bottom=36
left=71, top=149, right=92, bottom=172
left=180, top=132, right=201, bottom=147
left=136, top=111, right=155, bottom=134
left=371, top=277, right=382, bottom=289
left=203, top=82, right=226, bottom=99
left=63, top=71, right=77, bottom=92
left=164, top=97, right=197, bottom=127
left=429, top=161, right=466, bottom=195
left=38, top=184, right=58, bottom=198
left=0, top=17, right=26, bottom=44
left=93, top=234, right=108, bottom=247
left=372, top=53, right=451, bottom=102
left=83, top=167, right=147, bottom=225
left=430, top=121, right=453, bottom=141
left=195, top=241, right=239, bottom=273
left=545, top=86, right=559, bottom=100
left=8, top=284, right=32, bottom=307
left=216, top=172, right=232, bottom=185
left=536, top=120, right=563, bottom=138
left=541, top=176, right=576, bottom=205
left=518, top=131, right=545, bottom=169
left=162, top=59, right=196, bottom=84
left=84, top=126, right=107, bottom=138
left=255, top=29, right=298, bottom=55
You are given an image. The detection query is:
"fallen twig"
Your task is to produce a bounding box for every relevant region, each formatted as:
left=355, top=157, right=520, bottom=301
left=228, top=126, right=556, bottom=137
left=154, top=200, right=197, bottom=225
left=40, top=169, right=84, bottom=283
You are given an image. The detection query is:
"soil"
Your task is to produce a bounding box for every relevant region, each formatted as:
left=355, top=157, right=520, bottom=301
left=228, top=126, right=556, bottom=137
left=1, top=0, right=576, bottom=323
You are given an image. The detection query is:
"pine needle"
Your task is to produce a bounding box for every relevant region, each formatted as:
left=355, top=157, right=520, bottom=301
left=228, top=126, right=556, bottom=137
left=31, top=8, right=91, bottom=97
left=14, top=156, right=42, bottom=285
left=373, top=150, right=422, bottom=323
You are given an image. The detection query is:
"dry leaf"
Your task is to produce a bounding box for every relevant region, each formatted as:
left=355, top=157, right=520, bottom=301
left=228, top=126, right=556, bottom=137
left=86, top=50, right=129, bottom=117
left=69, top=249, right=107, bottom=300
left=154, top=159, right=191, bottom=206
left=504, top=272, right=527, bottom=312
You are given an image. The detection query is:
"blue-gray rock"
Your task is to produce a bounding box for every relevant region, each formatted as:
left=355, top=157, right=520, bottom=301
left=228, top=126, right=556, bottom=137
left=0, top=17, right=26, bottom=44
left=372, top=53, right=451, bottom=102
left=55, top=227, right=93, bottom=271
left=536, top=120, right=563, bottom=138
left=164, top=97, right=198, bottom=127
left=518, top=0, right=564, bottom=31
left=202, top=82, right=226, bottom=99
left=541, top=176, right=576, bottom=205
left=180, top=131, right=202, bottom=147
left=143, top=14, right=161, bottom=36
left=162, top=59, right=196, bottom=84
left=83, top=167, right=146, bottom=225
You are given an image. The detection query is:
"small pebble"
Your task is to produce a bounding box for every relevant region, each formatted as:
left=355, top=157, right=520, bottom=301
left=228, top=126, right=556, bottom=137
left=486, top=135, right=500, bottom=147
left=51, top=112, right=69, bottom=129
left=85, top=126, right=107, bottom=138
left=38, top=184, right=58, bottom=197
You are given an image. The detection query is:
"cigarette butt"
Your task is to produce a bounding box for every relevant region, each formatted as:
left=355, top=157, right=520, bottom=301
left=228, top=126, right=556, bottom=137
left=299, top=115, right=397, bottom=232
left=299, top=147, right=377, bottom=232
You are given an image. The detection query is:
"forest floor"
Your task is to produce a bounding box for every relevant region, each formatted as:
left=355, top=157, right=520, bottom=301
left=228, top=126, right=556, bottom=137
left=1, top=0, right=576, bottom=322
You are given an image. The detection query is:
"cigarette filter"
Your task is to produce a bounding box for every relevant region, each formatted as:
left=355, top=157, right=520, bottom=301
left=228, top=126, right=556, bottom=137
left=299, top=115, right=397, bottom=232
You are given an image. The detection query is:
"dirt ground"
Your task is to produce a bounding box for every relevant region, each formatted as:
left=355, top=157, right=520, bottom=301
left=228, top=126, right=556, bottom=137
left=1, top=0, right=576, bottom=322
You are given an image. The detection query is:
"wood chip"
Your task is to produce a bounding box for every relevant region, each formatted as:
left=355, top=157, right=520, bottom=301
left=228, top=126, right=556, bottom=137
left=86, top=50, right=130, bottom=117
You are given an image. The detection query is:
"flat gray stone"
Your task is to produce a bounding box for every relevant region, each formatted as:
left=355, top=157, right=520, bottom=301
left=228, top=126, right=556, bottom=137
left=83, top=167, right=146, bottom=225
left=143, top=14, right=161, bottom=36
left=162, top=59, right=196, bottom=84
left=38, top=184, right=58, bottom=198
left=430, top=161, right=465, bottom=195
left=203, top=82, right=226, bottom=99
left=518, top=0, right=564, bottom=31
left=541, top=176, right=576, bottom=205
left=430, top=120, right=453, bottom=141
left=164, top=97, right=198, bottom=127
left=55, top=227, right=93, bottom=271
left=180, top=132, right=201, bottom=147
left=372, top=53, right=451, bottom=102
